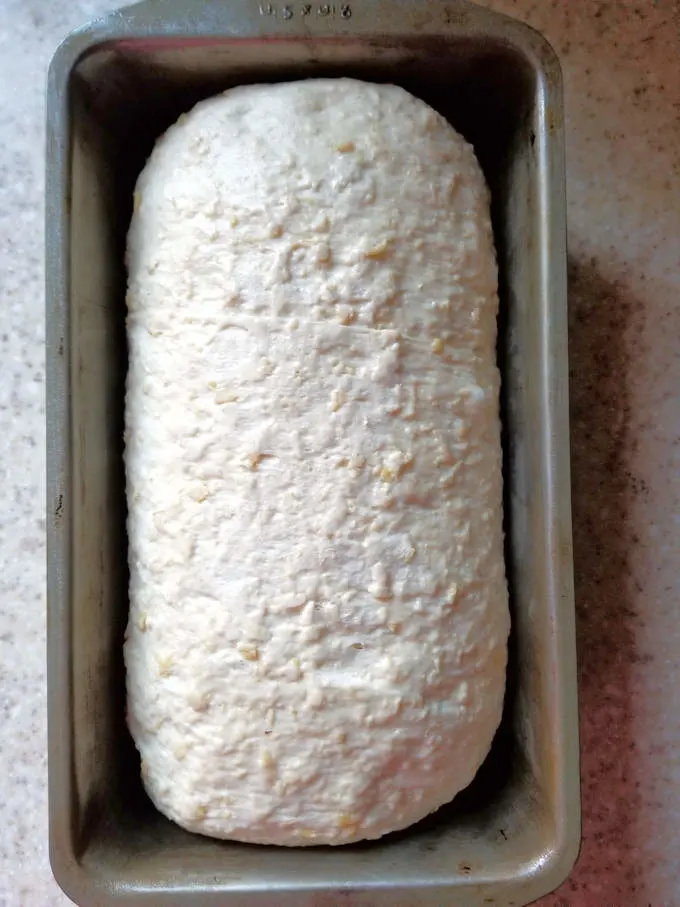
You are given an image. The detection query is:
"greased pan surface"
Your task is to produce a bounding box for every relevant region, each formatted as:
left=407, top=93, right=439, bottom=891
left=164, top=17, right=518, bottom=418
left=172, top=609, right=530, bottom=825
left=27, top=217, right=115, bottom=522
left=45, top=1, right=579, bottom=904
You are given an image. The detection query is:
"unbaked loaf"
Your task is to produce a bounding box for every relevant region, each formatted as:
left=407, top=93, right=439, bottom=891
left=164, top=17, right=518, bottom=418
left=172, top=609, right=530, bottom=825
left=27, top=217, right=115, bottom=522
left=124, top=78, right=509, bottom=846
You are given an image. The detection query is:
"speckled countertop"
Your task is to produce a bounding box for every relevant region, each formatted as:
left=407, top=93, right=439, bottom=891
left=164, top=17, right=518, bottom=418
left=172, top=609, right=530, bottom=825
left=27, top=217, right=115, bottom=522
left=0, top=0, right=678, bottom=904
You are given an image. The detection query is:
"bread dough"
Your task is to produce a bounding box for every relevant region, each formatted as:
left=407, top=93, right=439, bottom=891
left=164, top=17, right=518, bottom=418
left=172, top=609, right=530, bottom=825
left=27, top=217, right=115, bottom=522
left=124, top=78, right=509, bottom=846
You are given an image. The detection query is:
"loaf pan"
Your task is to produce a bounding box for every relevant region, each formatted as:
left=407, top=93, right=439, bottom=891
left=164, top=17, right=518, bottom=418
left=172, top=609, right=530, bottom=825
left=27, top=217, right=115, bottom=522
left=46, top=0, right=579, bottom=904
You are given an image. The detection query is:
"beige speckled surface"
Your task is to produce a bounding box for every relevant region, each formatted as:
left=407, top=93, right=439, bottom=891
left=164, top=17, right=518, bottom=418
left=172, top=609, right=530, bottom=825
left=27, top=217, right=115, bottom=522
left=0, top=0, right=678, bottom=904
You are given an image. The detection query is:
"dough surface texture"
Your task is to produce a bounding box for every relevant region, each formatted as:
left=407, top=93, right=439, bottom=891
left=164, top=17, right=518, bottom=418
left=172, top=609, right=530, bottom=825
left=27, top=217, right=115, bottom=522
left=125, top=78, right=509, bottom=845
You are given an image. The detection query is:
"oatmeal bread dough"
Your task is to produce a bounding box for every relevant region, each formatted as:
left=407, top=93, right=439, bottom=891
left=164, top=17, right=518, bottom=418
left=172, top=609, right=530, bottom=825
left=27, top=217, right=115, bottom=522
left=124, top=78, right=509, bottom=846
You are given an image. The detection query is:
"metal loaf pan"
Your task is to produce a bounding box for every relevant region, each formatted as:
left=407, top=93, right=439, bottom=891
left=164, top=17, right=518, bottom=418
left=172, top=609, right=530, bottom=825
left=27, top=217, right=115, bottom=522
left=46, top=0, right=579, bottom=904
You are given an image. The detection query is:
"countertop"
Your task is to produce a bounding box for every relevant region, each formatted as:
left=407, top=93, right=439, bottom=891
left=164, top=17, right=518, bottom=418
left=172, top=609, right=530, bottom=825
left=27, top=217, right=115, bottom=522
left=0, top=0, right=678, bottom=904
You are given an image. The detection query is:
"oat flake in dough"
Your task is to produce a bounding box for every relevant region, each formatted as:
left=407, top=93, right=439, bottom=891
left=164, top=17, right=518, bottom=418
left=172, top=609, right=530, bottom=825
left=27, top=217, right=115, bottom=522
left=124, top=78, right=509, bottom=846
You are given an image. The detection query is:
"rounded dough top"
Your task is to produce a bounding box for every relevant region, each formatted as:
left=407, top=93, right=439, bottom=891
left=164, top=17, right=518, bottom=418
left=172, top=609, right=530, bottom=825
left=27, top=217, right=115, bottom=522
left=125, top=78, right=509, bottom=846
